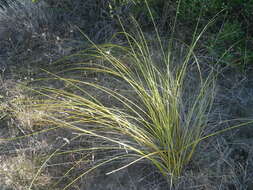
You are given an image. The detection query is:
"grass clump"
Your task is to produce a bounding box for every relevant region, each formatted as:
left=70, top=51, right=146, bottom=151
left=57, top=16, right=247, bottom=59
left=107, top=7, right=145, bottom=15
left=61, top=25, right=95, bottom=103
left=24, top=9, right=221, bottom=188
left=0, top=1, right=252, bottom=190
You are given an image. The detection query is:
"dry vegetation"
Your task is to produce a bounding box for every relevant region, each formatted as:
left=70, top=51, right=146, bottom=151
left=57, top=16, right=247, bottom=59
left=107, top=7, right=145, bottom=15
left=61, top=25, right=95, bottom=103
left=0, top=0, right=253, bottom=190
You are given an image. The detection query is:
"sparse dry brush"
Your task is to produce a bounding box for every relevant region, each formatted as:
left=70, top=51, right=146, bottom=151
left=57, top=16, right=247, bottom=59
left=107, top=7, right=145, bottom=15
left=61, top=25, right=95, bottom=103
left=0, top=1, right=253, bottom=190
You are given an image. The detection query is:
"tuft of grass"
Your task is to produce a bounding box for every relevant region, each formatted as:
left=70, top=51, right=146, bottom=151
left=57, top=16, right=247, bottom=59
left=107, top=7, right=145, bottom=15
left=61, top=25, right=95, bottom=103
left=1, top=2, right=252, bottom=190
left=25, top=5, right=222, bottom=189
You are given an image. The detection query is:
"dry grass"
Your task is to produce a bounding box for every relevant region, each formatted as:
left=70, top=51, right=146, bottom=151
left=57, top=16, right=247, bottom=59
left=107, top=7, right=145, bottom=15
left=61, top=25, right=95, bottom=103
left=0, top=1, right=253, bottom=190
left=0, top=153, right=51, bottom=190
